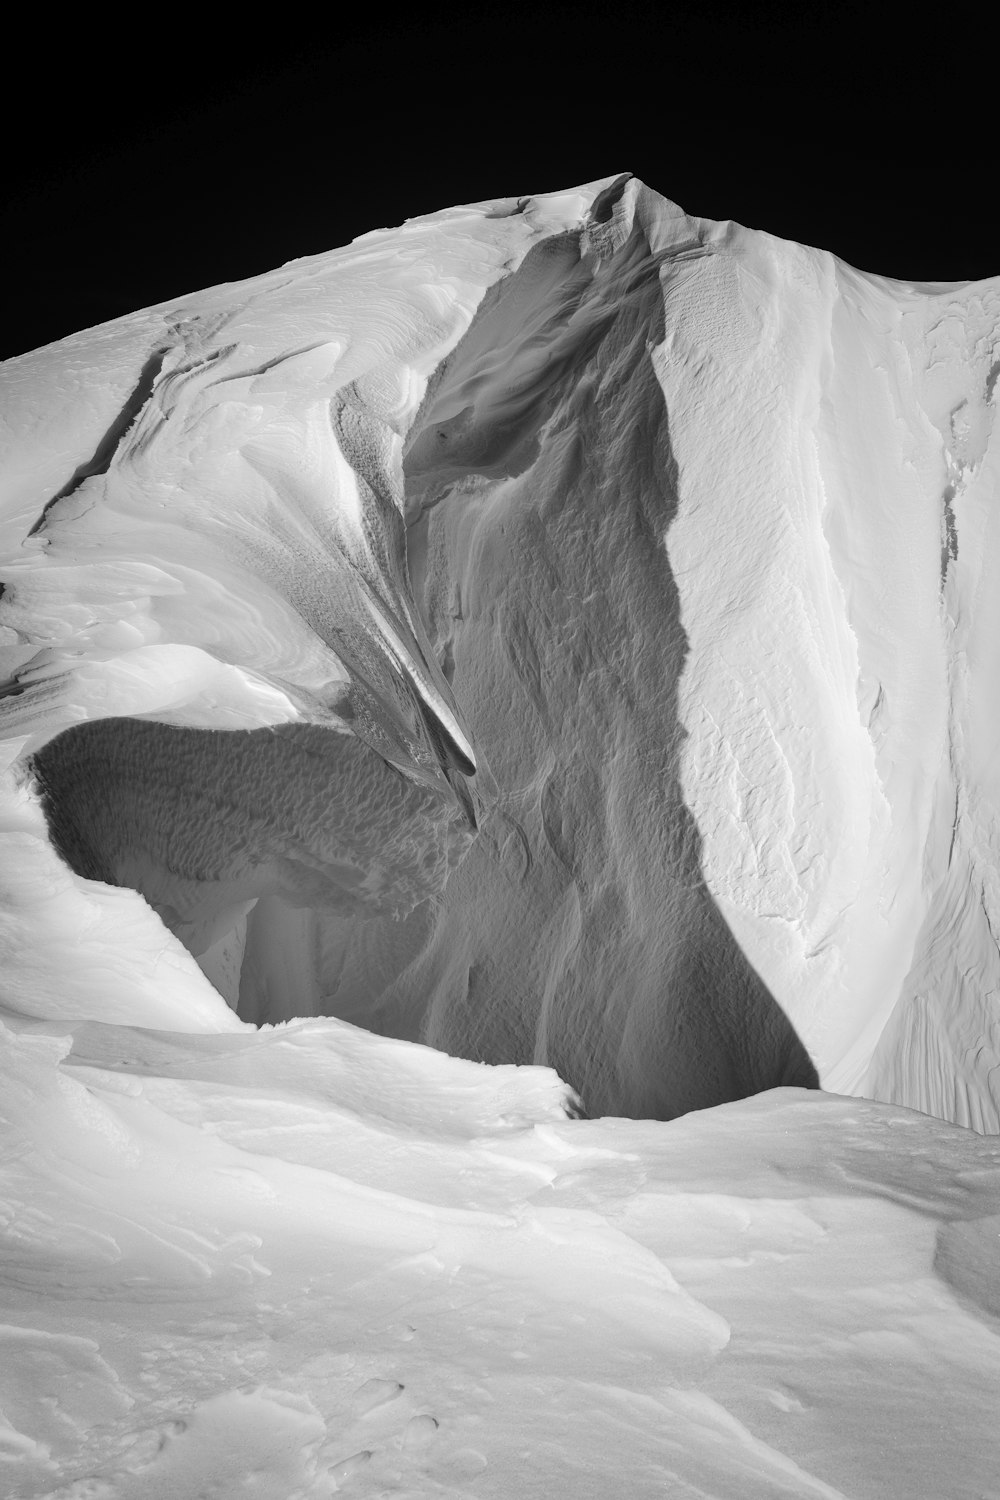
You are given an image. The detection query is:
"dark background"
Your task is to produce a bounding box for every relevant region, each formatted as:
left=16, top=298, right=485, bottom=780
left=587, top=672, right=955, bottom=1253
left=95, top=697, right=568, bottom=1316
left=3, top=2, right=992, bottom=360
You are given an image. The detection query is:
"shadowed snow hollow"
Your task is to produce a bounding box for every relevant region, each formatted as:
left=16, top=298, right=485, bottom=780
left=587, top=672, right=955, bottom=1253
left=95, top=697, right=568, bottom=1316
left=2, top=172, right=999, bottom=1129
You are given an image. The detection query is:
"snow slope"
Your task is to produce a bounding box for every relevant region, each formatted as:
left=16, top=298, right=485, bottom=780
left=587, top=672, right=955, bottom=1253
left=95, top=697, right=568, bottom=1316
left=3, top=1010, right=999, bottom=1499
left=1, top=175, right=999, bottom=1495
left=3, top=173, right=997, bottom=1124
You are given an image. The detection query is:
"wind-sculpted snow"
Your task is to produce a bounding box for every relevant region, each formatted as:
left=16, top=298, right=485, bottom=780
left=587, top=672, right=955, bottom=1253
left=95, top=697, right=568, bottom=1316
left=2, top=170, right=1000, bottom=1121
left=0, top=175, right=820, bottom=1111
left=658, top=247, right=1000, bottom=1128
left=1, top=1013, right=999, bottom=1497
left=2, top=172, right=1000, bottom=1495
left=3, top=172, right=1000, bottom=1123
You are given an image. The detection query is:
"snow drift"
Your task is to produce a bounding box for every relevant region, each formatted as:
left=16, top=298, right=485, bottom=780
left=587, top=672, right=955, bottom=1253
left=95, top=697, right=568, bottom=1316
left=2, top=173, right=1000, bottom=1497
left=3, top=1012, right=999, bottom=1499
left=3, top=173, right=998, bottom=1126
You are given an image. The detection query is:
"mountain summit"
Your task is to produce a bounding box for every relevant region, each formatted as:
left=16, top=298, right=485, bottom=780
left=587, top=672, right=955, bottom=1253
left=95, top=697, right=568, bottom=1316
left=2, top=175, right=999, bottom=1499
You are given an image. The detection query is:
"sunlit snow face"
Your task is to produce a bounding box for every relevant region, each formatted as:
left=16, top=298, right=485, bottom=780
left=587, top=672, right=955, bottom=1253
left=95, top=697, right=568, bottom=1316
left=2, top=330, right=487, bottom=999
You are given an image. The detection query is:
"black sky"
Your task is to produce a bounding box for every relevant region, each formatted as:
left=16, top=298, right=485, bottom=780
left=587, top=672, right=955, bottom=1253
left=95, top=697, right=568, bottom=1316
left=3, top=2, right=992, bottom=361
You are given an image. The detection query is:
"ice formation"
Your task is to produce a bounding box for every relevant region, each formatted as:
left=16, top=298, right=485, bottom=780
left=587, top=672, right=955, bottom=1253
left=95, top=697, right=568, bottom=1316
left=2, top=175, right=999, bottom=1495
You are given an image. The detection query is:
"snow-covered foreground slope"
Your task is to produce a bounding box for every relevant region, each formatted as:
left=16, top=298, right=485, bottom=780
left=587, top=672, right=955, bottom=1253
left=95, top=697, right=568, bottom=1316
left=2, top=176, right=1000, bottom=1495
left=3, top=1009, right=1000, bottom=1499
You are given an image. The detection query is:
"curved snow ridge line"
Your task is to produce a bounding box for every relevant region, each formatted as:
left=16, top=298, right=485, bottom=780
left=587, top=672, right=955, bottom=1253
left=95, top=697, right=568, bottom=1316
left=44, top=1047, right=733, bottom=1364
left=0, top=645, right=305, bottom=742
left=0, top=173, right=669, bottom=1039
left=21, top=1026, right=727, bottom=1365
left=660, top=1387, right=850, bottom=1500
left=1, top=172, right=627, bottom=468
left=1, top=359, right=496, bottom=995
left=4, top=1019, right=518, bottom=1260
left=51, top=1011, right=578, bottom=1137
left=356, top=586, right=476, bottom=777
left=0, top=170, right=609, bottom=688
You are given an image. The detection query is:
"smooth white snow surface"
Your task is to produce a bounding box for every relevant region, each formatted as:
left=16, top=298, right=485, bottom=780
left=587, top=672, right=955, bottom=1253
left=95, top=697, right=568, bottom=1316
left=1, top=175, right=1000, bottom=1494
left=3, top=1013, right=1000, bottom=1499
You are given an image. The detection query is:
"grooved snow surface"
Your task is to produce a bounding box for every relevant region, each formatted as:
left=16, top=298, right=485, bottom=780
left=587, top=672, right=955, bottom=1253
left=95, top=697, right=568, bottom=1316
left=2, top=176, right=1000, bottom=1495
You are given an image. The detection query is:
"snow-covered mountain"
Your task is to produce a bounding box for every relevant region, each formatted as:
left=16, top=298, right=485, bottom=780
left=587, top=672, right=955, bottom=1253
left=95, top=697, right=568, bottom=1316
left=2, top=175, right=999, bottom=1497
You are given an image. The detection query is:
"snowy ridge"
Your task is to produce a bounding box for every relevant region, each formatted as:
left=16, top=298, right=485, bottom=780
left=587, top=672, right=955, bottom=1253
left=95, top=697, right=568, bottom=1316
left=2, top=176, right=1000, bottom=1494
left=5, top=175, right=999, bottom=1122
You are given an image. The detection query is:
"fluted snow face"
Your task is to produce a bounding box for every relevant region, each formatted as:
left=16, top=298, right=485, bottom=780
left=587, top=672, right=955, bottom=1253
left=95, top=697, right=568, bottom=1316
left=1, top=174, right=999, bottom=1128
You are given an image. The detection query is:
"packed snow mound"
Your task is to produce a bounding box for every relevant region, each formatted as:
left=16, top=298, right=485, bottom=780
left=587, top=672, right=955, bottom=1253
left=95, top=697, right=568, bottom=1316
left=2, top=174, right=1000, bottom=1499
left=1, top=171, right=998, bottom=1125
left=2, top=1010, right=999, bottom=1498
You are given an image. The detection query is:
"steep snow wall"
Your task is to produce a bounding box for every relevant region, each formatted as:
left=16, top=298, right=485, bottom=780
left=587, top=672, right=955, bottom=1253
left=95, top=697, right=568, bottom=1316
left=1, top=175, right=998, bottom=1127
left=651, top=226, right=1000, bottom=1128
